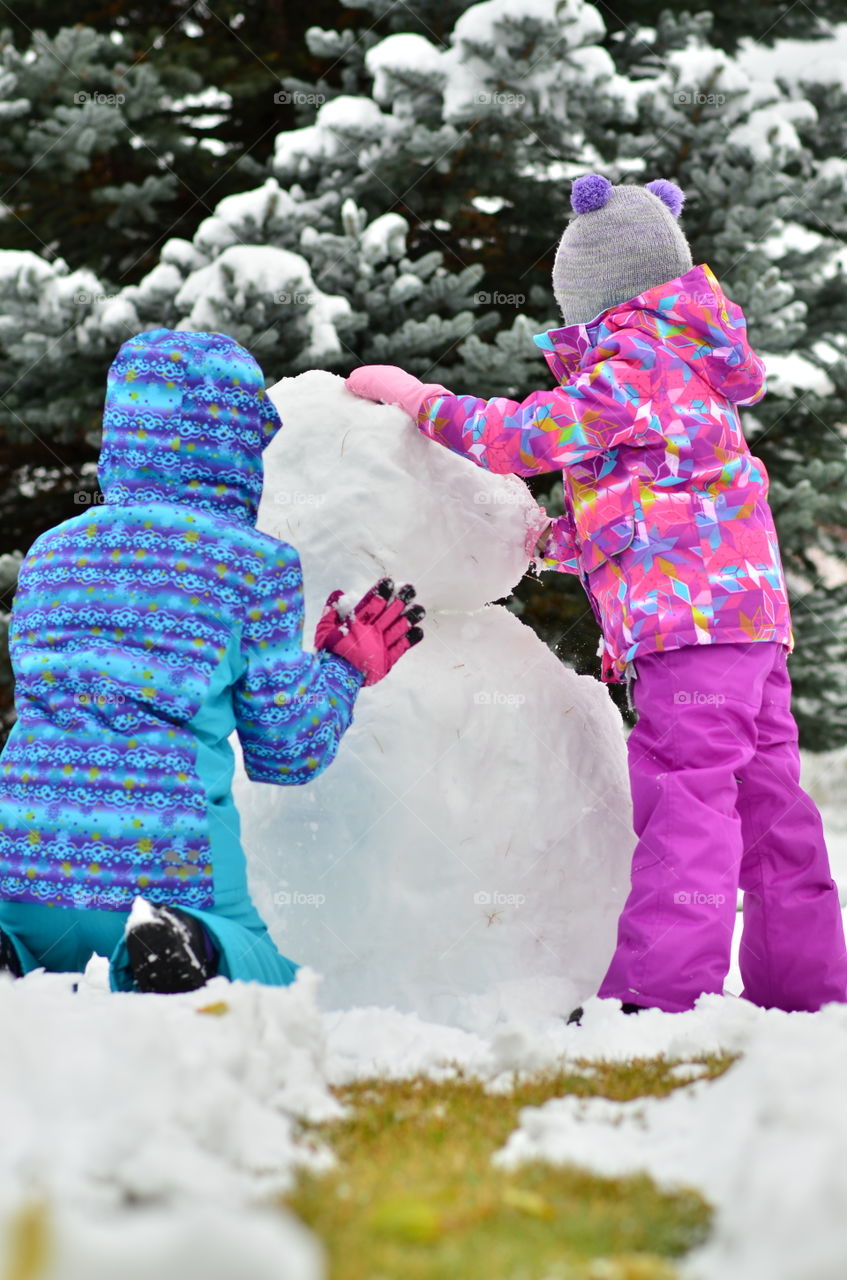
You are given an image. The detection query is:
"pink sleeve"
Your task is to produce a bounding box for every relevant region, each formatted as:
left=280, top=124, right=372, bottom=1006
left=416, top=354, right=664, bottom=477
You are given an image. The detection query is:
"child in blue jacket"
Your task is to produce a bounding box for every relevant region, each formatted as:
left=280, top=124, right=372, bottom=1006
left=0, top=329, right=423, bottom=992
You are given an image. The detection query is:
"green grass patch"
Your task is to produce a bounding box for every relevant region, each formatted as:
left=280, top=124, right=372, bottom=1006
left=285, top=1053, right=735, bottom=1279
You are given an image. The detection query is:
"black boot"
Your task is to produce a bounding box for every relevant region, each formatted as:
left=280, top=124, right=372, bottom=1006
left=126, top=903, right=216, bottom=994
left=0, top=928, right=22, bottom=978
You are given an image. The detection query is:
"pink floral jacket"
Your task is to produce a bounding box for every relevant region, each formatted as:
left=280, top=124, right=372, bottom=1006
left=417, top=263, right=792, bottom=680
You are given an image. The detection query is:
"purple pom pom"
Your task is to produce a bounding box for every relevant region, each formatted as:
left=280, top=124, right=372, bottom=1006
left=570, top=173, right=612, bottom=215
left=645, top=179, right=685, bottom=218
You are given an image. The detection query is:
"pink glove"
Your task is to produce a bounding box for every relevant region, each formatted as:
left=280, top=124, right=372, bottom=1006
left=345, top=365, right=451, bottom=419
left=524, top=505, right=553, bottom=560
left=315, top=578, right=425, bottom=686
left=536, top=513, right=579, bottom=573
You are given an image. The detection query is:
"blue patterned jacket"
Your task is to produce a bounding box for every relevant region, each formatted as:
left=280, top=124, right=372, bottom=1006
left=0, top=330, right=362, bottom=913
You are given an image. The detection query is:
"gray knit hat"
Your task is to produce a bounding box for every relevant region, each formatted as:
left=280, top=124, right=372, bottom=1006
left=552, top=175, right=693, bottom=326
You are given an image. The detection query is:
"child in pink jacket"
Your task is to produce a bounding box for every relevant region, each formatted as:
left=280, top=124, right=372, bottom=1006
left=345, top=174, right=847, bottom=1015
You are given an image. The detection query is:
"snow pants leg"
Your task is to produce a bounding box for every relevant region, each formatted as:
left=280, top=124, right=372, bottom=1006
left=0, top=894, right=299, bottom=991
left=735, top=648, right=847, bottom=1010
left=597, top=641, right=847, bottom=1013
left=0, top=900, right=126, bottom=975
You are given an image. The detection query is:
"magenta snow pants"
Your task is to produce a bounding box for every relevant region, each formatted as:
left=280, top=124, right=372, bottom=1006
left=598, top=641, right=847, bottom=1013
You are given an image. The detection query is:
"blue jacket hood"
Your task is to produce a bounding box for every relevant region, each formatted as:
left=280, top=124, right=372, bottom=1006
left=98, top=329, right=282, bottom=527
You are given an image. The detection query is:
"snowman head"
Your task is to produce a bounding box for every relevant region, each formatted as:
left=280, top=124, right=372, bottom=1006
left=257, top=370, right=537, bottom=616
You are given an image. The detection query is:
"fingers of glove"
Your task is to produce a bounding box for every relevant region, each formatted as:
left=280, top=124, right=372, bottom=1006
left=354, top=578, right=395, bottom=625
left=355, top=580, right=417, bottom=628
left=386, top=617, right=425, bottom=658
left=358, top=621, right=425, bottom=684
left=360, top=582, right=416, bottom=632
left=344, top=368, right=391, bottom=403
left=359, top=595, right=408, bottom=633
left=380, top=638, right=409, bottom=675
left=318, top=596, right=345, bottom=627
left=382, top=634, right=415, bottom=675
left=382, top=609, right=418, bottom=648
left=380, top=595, right=414, bottom=635
left=381, top=599, right=426, bottom=647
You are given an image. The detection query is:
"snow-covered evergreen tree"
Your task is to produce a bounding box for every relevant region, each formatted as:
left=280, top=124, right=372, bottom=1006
left=0, top=4, right=348, bottom=276
left=602, top=12, right=847, bottom=746
left=1, top=0, right=846, bottom=746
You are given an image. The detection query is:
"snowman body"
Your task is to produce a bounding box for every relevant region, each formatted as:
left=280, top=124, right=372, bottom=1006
left=233, top=371, right=632, bottom=1028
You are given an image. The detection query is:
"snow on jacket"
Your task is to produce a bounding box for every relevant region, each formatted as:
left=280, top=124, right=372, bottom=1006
left=416, top=263, right=792, bottom=681
left=0, top=330, right=362, bottom=913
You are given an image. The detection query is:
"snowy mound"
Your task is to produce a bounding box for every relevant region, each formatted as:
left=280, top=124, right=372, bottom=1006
left=235, top=372, right=633, bottom=1030
left=259, top=370, right=537, bottom=614
left=10, top=951, right=847, bottom=1279
left=0, top=968, right=331, bottom=1280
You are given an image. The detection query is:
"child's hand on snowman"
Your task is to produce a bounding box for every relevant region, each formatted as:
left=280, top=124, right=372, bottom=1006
left=345, top=365, right=451, bottom=420
left=316, top=578, right=425, bottom=686
left=525, top=506, right=553, bottom=562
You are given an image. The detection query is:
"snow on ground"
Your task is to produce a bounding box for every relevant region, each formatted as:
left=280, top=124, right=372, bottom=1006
left=0, top=966, right=333, bottom=1280
left=495, top=994, right=847, bottom=1280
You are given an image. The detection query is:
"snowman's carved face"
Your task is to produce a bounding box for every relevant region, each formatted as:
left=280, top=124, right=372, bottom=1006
left=257, top=370, right=536, bottom=616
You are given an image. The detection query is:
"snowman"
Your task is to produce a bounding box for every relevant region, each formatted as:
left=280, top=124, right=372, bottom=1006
left=233, top=370, right=633, bottom=1030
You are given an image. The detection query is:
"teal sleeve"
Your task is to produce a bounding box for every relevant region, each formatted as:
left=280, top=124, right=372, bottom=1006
left=233, top=543, right=364, bottom=785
